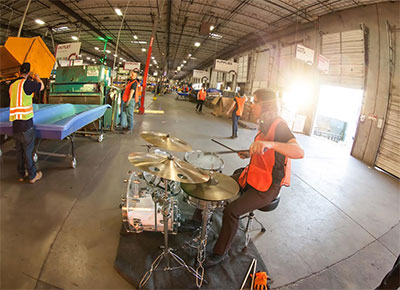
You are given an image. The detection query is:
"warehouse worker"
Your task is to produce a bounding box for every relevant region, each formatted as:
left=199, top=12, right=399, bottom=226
left=205, top=88, right=304, bottom=267
left=121, top=70, right=140, bottom=134
left=226, top=88, right=246, bottom=138
left=195, top=86, right=207, bottom=112
left=9, top=62, right=44, bottom=184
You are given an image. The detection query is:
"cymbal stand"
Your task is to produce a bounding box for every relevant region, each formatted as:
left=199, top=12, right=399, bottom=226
left=138, top=180, right=203, bottom=288
left=195, top=200, right=212, bottom=288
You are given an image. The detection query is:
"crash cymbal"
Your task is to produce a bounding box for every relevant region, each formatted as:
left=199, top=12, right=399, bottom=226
left=181, top=172, right=239, bottom=201
left=140, top=131, right=192, bottom=152
left=128, top=152, right=209, bottom=184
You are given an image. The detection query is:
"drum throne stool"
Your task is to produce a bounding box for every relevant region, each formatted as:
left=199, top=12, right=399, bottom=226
left=240, top=194, right=280, bottom=252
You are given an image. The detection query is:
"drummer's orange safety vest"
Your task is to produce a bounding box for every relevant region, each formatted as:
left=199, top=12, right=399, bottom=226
left=123, top=79, right=141, bottom=102
left=238, top=117, right=291, bottom=191
left=234, top=96, right=246, bottom=116
left=9, top=79, right=34, bottom=121
left=197, top=89, right=207, bottom=101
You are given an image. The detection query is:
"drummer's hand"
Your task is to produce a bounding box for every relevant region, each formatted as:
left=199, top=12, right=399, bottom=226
left=250, top=141, right=274, bottom=155
left=238, top=151, right=250, bottom=159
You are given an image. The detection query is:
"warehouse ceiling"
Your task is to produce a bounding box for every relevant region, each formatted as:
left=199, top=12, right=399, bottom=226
left=0, top=0, right=390, bottom=79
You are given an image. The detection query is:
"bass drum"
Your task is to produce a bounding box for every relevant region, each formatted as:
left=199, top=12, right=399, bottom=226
left=121, top=171, right=180, bottom=234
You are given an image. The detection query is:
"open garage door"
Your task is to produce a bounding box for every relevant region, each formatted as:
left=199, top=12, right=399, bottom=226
left=375, top=23, right=400, bottom=178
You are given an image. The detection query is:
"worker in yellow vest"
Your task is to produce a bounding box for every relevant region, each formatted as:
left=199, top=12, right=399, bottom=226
left=226, top=88, right=246, bottom=138
left=9, top=62, right=44, bottom=183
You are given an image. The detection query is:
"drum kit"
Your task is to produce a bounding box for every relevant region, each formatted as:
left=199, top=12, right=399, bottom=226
left=121, top=131, right=240, bottom=288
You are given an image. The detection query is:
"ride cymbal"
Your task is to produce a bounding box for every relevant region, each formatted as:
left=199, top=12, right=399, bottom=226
left=140, top=131, right=192, bottom=152
left=128, top=152, right=209, bottom=184
left=181, top=172, right=239, bottom=201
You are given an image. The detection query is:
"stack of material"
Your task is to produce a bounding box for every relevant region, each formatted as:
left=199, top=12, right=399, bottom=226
left=211, top=97, right=234, bottom=117
left=240, top=103, right=252, bottom=121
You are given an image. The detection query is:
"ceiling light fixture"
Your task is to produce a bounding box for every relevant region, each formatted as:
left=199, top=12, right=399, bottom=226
left=194, top=42, right=201, bottom=47
left=35, top=19, right=45, bottom=25
left=210, top=33, right=223, bottom=40
left=114, top=54, right=118, bottom=57
left=52, top=26, right=69, bottom=32
left=210, top=25, right=215, bottom=31
left=115, top=8, right=123, bottom=16
left=183, top=60, right=187, bottom=64
left=188, top=54, right=192, bottom=57
left=142, top=48, right=146, bottom=52
left=133, top=35, right=138, bottom=40
left=92, top=58, right=95, bottom=61
left=151, top=56, right=155, bottom=60
left=106, top=50, right=111, bottom=53
left=86, top=57, right=91, bottom=60
left=71, top=36, right=78, bottom=41
left=95, top=47, right=99, bottom=50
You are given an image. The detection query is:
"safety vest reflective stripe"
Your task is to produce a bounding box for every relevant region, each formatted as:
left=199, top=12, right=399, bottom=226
left=135, top=84, right=142, bottom=103
left=9, top=79, right=34, bottom=121
left=235, top=96, right=246, bottom=116
left=238, top=118, right=284, bottom=191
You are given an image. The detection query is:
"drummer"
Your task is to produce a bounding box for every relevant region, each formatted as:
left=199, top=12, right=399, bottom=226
left=205, top=88, right=304, bottom=267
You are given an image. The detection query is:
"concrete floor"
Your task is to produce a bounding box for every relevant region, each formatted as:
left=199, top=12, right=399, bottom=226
left=1, top=93, right=398, bottom=289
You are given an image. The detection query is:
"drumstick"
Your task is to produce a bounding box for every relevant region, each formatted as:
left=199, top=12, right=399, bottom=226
left=214, top=150, right=249, bottom=154
left=211, top=139, right=240, bottom=152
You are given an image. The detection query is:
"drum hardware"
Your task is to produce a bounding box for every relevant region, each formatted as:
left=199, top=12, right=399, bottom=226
left=181, top=171, right=240, bottom=288
left=138, top=179, right=204, bottom=289
left=140, top=131, right=193, bottom=152
left=128, top=152, right=210, bottom=184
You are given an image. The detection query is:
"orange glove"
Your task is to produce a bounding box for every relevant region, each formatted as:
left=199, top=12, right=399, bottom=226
left=252, top=271, right=268, bottom=290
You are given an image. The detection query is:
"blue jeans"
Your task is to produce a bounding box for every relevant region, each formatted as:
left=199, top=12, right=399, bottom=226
left=121, top=100, right=135, bottom=131
left=232, top=111, right=240, bottom=137
left=14, top=127, right=37, bottom=179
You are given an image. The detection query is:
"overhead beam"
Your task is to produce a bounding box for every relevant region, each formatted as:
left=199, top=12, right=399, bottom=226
left=51, top=0, right=140, bottom=62
left=166, top=0, right=172, bottom=70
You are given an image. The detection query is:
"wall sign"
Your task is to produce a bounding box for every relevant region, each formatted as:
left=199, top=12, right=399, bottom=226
left=55, top=42, right=81, bottom=60
left=124, top=62, right=141, bottom=71
left=295, top=44, right=314, bottom=65
left=214, top=59, right=238, bottom=73
left=318, top=54, right=330, bottom=74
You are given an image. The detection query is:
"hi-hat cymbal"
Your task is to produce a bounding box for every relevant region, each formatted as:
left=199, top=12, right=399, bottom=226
left=128, top=152, right=209, bottom=184
left=140, top=131, right=192, bottom=152
left=181, top=172, right=239, bottom=201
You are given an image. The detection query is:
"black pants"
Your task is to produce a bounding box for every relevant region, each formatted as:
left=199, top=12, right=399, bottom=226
left=232, top=111, right=240, bottom=137
left=213, top=172, right=281, bottom=255
left=196, top=100, right=204, bottom=112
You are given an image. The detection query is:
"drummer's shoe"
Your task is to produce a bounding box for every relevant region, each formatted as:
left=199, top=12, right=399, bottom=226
left=203, top=253, right=228, bottom=268
left=179, top=219, right=201, bottom=232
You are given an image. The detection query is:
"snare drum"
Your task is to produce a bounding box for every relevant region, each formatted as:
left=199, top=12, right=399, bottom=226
left=184, top=194, right=227, bottom=210
left=184, top=151, right=224, bottom=172
left=121, top=171, right=180, bottom=234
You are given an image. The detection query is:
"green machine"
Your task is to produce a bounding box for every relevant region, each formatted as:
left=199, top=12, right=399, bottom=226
left=49, top=65, right=120, bottom=129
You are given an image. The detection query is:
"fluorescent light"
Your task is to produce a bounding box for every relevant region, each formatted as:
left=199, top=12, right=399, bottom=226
left=52, top=26, right=69, bottom=32
left=71, top=36, right=78, bottom=41
left=131, top=40, right=147, bottom=44
left=78, top=54, right=82, bottom=57
left=183, top=60, right=187, bottom=64
left=119, top=62, right=122, bottom=64
left=194, top=42, right=201, bottom=47
left=95, top=47, right=99, bottom=50
left=114, top=54, right=118, bottom=57
left=35, top=19, right=45, bottom=25
left=151, top=56, right=155, bottom=60
left=86, top=57, right=91, bottom=60
left=188, top=54, right=192, bottom=57
left=133, top=35, right=138, bottom=40
left=115, top=8, right=123, bottom=16
left=92, top=58, right=95, bottom=61
left=210, top=25, right=215, bottom=31
left=142, top=48, right=146, bottom=52
left=120, top=57, right=123, bottom=60
left=149, top=64, right=152, bottom=67
left=210, top=33, right=222, bottom=40
left=153, top=60, right=157, bottom=64
left=106, top=50, right=111, bottom=53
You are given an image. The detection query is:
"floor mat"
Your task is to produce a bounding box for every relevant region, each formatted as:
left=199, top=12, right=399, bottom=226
left=114, top=198, right=269, bottom=289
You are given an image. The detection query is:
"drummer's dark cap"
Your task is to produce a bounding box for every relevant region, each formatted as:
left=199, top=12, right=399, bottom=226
left=20, top=62, right=31, bottom=74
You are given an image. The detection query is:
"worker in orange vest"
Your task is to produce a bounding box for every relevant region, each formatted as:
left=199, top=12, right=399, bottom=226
left=195, top=86, right=207, bottom=112
left=226, top=88, right=246, bottom=138
left=121, top=70, right=141, bottom=134
left=205, top=88, right=304, bottom=267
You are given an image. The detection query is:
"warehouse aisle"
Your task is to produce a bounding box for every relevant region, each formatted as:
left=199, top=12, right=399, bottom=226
left=0, top=93, right=398, bottom=289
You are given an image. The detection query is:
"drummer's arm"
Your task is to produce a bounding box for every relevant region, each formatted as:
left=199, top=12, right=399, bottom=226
left=250, top=138, right=304, bottom=159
